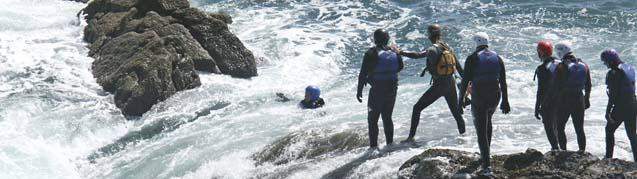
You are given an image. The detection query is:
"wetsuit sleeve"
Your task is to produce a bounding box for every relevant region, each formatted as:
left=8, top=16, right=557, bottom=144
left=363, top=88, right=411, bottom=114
left=357, top=49, right=375, bottom=94
left=398, top=54, right=404, bottom=72
left=585, top=63, right=592, bottom=101
left=460, top=53, right=476, bottom=98
left=498, top=56, right=509, bottom=105
left=317, top=98, right=325, bottom=108
left=535, top=65, right=545, bottom=110
left=606, top=71, right=619, bottom=115
left=399, top=50, right=427, bottom=59
left=455, top=55, right=464, bottom=78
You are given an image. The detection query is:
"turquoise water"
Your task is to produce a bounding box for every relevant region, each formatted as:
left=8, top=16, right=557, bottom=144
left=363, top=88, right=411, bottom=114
left=0, top=0, right=636, bottom=178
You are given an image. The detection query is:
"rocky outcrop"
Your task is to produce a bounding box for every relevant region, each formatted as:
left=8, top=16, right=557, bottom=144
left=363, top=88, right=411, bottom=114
left=81, top=0, right=257, bottom=116
left=252, top=129, right=370, bottom=166
left=398, top=148, right=637, bottom=179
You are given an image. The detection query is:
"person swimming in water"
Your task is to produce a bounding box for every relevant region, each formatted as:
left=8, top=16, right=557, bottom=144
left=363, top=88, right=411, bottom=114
left=300, top=85, right=325, bottom=109
left=275, top=85, right=325, bottom=109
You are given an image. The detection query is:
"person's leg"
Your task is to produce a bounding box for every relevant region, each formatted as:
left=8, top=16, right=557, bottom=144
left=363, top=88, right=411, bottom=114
left=623, top=109, right=637, bottom=161
left=605, top=117, right=622, bottom=159
left=368, top=88, right=382, bottom=148
left=472, top=98, right=490, bottom=169
left=542, top=107, right=559, bottom=150
left=486, top=92, right=500, bottom=147
left=572, top=97, right=586, bottom=152
left=486, top=108, right=495, bottom=146
left=555, top=104, right=570, bottom=150
left=380, top=85, right=397, bottom=145
left=444, top=80, right=466, bottom=134
left=407, top=86, right=442, bottom=139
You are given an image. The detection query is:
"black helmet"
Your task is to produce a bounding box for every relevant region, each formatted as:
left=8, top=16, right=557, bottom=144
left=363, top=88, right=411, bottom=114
left=374, top=29, right=389, bottom=46
left=428, top=24, right=442, bottom=37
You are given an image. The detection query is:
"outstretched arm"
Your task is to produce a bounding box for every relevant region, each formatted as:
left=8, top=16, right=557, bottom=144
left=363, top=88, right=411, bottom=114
left=399, top=50, right=428, bottom=59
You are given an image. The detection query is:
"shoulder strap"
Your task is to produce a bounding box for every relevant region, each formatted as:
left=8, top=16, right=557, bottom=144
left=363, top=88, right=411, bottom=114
left=436, top=42, right=450, bottom=51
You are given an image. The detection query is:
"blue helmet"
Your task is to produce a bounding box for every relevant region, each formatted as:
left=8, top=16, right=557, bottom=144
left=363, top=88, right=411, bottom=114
left=305, top=86, right=321, bottom=101
left=601, top=49, right=620, bottom=65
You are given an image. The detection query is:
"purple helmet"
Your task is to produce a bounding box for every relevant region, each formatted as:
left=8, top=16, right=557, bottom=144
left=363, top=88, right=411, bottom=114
left=601, top=49, right=620, bottom=64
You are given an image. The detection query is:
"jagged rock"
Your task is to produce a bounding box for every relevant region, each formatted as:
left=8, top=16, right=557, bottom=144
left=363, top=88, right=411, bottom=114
left=81, top=0, right=255, bottom=116
left=253, top=129, right=370, bottom=166
left=92, top=30, right=201, bottom=116
left=83, top=0, right=138, bottom=19
left=172, top=8, right=257, bottom=78
left=398, top=148, right=637, bottom=179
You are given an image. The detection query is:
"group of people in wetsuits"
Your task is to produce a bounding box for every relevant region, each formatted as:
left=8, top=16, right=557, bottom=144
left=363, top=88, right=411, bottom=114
left=355, top=24, right=637, bottom=175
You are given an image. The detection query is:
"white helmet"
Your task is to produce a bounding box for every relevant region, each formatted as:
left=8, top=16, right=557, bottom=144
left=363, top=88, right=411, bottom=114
left=473, top=32, right=489, bottom=47
left=554, top=41, right=573, bottom=59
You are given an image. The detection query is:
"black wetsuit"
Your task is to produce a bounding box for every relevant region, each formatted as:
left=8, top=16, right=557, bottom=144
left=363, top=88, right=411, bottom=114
left=460, top=46, right=510, bottom=169
left=545, top=54, right=591, bottom=151
left=534, top=57, right=560, bottom=150
left=300, top=98, right=325, bottom=109
left=604, top=63, right=637, bottom=161
left=357, top=45, right=404, bottom=147
left=400, top=42, right=466, bottom=139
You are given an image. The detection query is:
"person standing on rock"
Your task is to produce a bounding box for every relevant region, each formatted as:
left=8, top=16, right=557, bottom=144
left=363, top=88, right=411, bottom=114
left=600, top=49, right=637, bottom=161
left=357, top=29, right=404, bottom=149
left=544, top=41, right=591, bottom=152
left=533, top=40, right=560, bottom=150
left=459, top=32, right=511, bottom=175
left=394, top=24, right=466, bottom=144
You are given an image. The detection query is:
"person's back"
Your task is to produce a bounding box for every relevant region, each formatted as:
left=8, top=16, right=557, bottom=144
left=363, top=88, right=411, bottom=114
left=459, top=32, right=510, bottom=177
left=397, top=24, right=466, bottom=143
left=356, top=29, right=404, bottom=148
left=601, top=49, right=637, bottom=162
left=534, top=40, right=560, bottom=150
left=547, top=41, right=590, bottom=152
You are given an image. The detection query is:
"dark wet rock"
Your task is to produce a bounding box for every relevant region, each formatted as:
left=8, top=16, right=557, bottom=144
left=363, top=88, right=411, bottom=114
left=253, top=129, right=370, bottom=166
left=66, top=0, right=89, bottom=3
left=172, top=7, right=256, bottom=78
left=80, top=0, right=256, bottom=116
left=398, top=148, right=637, bottom=179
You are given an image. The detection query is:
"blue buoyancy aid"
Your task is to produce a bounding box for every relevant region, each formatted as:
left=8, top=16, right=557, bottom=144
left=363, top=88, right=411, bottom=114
left=546, top=59, right=561, bottom=76
left=619, top=63, right=636, bottom=94
left=566, top=60, right=588, bottom=90
left=372, top=49, right=399, bottom=81
left=474, top=49, right=501, bottom=83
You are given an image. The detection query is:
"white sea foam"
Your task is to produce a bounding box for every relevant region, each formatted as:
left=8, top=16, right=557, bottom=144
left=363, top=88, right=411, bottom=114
left=1, top=0, right=637, bottom=179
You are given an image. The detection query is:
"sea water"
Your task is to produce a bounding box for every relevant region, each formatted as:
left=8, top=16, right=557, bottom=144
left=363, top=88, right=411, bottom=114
left=0, top=0, right=636, bottom=178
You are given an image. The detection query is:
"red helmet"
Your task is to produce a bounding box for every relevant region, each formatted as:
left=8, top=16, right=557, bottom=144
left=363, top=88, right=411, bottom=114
left=537, top=40, right=553, bottom=57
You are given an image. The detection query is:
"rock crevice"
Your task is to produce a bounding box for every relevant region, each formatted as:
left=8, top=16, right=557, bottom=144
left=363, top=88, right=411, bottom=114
left=81, top=0, right=257, bottom=116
